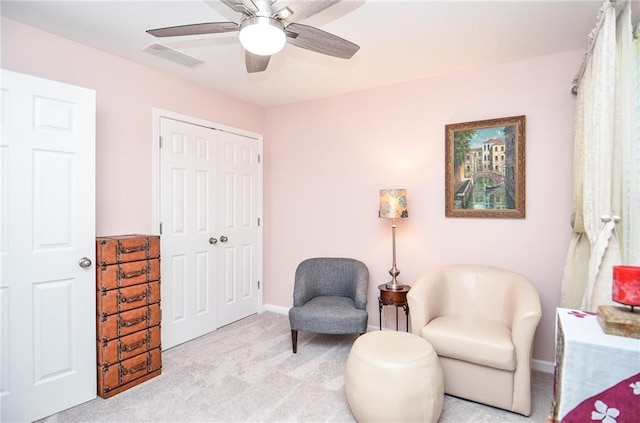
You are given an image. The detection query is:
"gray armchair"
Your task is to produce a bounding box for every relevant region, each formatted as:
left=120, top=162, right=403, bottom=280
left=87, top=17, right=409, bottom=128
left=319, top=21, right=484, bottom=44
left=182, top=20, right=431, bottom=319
left=288, top=257, right=369, bottom=353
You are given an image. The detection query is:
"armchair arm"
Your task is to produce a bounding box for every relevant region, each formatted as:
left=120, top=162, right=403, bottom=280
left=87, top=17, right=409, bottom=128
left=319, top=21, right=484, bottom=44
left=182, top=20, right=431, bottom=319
left=407, top=269, right=445, bottom=336
left=511, top=311, right=541, bottom=358
left=511, top=309, right=541, bottom=414
left=292, top=266, right=318, bottom=307
left=509, top=281, right=542, bottom=415
left=353, top=264, right=369, bottom=310
left=510, top=281, right=542, bottom=348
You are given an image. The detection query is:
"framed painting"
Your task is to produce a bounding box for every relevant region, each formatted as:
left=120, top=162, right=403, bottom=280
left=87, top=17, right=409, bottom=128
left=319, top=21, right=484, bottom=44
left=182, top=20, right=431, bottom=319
left=445, top=115, right=526, bottom=218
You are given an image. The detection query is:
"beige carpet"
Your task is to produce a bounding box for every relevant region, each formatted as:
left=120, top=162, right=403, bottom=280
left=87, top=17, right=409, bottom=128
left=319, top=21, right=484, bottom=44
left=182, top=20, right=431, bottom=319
left=39, top=311, right=553, bottom=422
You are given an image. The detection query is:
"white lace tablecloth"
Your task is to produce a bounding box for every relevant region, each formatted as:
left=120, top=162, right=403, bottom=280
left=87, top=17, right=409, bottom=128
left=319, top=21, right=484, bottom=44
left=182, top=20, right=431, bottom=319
left=553, top=308, right=640, bottom=422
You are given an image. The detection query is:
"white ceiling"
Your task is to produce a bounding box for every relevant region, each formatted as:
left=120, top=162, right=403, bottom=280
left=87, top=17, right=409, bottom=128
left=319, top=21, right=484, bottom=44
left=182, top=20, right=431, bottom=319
left=1, top=0, right=629, bottom=108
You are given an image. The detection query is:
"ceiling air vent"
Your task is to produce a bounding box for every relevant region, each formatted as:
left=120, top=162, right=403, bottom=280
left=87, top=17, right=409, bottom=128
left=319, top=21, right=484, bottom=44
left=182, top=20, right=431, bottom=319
left=143, top=43, right=204, bottom=68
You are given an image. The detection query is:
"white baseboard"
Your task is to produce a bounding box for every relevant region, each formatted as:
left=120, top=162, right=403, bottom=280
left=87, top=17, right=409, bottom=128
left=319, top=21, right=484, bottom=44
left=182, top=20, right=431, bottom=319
left=262, top=303, right=556, bottom=374
left=262, top=304, right=289, bottom=315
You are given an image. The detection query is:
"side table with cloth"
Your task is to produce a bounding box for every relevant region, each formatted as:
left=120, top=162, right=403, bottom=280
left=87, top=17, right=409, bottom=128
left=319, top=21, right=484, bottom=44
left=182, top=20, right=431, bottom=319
left=551, top=308, right=640, bottom=423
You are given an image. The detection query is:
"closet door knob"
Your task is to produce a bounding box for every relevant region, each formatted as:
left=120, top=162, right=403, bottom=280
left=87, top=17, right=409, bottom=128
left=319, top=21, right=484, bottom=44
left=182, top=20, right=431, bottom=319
left=209, top=237, right=218, bottom=245
left=219, top=236, right=228, bottom=243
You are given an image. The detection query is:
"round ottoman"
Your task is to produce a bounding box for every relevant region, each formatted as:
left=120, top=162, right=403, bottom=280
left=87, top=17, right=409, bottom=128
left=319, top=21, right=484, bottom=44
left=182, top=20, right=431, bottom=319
left=345, top=331, right=444, bottom=423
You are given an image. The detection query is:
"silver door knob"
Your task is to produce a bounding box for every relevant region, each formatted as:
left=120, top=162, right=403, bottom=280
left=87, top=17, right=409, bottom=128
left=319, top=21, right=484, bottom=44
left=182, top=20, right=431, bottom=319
left=219, top=236, right=228, bottom=243
left=209, top=237, right=218, bottom=245
left=78, top=257, right=92, bottom=268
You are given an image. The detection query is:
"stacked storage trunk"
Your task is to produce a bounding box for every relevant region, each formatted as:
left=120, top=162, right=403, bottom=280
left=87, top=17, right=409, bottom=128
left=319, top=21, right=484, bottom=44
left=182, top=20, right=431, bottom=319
left=95, top=234, right=162, bottom=398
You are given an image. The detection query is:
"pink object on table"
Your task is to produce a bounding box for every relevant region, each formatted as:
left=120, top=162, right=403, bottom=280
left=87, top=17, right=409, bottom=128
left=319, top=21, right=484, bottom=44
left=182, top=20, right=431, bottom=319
left=612, top=265, right=640, bottom=306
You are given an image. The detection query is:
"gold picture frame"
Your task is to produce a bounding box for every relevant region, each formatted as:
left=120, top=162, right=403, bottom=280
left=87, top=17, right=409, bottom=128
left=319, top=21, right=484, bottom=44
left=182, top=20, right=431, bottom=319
left=445, top=115, right=526, bottom=218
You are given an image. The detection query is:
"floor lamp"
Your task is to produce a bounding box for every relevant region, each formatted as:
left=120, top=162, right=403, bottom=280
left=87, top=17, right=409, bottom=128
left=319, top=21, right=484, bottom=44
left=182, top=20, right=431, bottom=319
left=379, top=189, right=408, bottom=290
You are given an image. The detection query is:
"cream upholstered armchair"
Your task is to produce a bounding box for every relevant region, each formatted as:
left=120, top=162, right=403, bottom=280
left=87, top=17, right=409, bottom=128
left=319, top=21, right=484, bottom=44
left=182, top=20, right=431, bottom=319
left=407, top=264, right=542, bottom=416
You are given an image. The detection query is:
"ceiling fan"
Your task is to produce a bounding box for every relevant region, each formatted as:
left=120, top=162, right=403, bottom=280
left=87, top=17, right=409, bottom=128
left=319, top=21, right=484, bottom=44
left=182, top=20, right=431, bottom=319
left=146, top=0, right=360, bottom=73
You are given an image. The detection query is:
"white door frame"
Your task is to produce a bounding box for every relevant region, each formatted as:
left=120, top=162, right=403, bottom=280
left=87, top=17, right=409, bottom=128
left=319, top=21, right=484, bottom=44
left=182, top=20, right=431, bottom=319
left=150, top=108, right=264, bottom=323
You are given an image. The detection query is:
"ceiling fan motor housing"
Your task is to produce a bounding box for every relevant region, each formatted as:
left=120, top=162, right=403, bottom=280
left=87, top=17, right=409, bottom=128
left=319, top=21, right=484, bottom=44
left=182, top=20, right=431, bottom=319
left=239, top=16, right=286, bottom=56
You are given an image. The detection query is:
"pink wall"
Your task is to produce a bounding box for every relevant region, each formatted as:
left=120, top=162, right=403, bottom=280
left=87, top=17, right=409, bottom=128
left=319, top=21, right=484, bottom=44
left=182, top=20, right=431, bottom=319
left=1, top=17, right=266, bottom=236
left=264, top=49, right=582, bottom=363
left=3, top=16, right=582, bottom=364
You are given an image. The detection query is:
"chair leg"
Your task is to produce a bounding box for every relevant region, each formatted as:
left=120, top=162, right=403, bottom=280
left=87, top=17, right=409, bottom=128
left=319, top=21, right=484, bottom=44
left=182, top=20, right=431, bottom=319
left=291, top=330, right=298, bottom=354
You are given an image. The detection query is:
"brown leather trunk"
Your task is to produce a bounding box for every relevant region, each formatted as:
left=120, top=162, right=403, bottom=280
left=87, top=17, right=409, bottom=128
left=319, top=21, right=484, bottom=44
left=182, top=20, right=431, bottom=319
left=97, top=258, right=160, bottom=291
left=96, top=234, right=160, bottom=265
left=98, top=326, right=161, bottom=365
left=98, top=348, right=162, bottom=399
left=97, top=280, right=161, bottom=315
left=97, top=303, right=162, bottom=341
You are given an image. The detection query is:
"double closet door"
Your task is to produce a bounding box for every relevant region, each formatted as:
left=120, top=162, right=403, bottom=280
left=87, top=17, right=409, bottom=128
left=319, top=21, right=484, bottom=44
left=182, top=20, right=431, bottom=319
left=158, top=116, right=262, bottom=349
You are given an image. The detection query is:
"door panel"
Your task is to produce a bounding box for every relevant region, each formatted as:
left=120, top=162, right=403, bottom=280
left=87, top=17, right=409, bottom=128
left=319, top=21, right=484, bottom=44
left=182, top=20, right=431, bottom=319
left=33, top=150, right=74, bottom=248
left=33, top=279, right=74, bottom=382
left=0, top=69, right=96, bottom=422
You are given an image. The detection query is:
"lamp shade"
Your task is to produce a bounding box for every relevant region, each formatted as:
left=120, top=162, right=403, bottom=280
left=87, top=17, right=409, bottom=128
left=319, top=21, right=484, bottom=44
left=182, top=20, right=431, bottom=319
left=239, top=16, right=286, bottom=56
left=612, top=265, right=640, bottom=306
left=379, top=189, right=408, bottom=219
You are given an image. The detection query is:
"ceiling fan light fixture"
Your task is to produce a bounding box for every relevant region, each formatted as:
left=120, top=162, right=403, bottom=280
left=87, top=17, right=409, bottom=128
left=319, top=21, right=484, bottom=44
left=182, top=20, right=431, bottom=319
left=239, top=16, right=286, bottom=56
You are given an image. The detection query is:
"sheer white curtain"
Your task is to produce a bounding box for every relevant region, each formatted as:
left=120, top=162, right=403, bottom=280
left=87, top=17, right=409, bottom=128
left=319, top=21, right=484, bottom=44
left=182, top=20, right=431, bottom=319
left=624, top=24, right=640, bottom=265
left=561, top=0, right=639, bottom=311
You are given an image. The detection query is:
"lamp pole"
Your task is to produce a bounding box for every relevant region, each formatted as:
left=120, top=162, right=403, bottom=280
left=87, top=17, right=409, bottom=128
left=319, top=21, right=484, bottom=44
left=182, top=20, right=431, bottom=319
left=386, top=218, right=403, bottom=290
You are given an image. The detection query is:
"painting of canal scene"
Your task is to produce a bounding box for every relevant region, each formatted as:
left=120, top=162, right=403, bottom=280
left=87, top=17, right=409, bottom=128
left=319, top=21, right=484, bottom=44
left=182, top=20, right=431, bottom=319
left=445, top=115, right=525, bottom=218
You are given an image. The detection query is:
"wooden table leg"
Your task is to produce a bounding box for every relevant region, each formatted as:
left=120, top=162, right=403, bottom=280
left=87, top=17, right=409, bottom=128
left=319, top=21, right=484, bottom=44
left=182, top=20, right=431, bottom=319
left=402, top=304, right=410, bottom=332
left=378, top=298, right=383, bottom=330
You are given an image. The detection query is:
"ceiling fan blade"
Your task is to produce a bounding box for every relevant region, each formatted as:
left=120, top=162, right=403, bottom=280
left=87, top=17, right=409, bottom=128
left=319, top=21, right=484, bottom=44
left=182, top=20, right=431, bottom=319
left=245, top=51, right=271, bottom=73
left=147, top=22, right=239, bottom=37
left=273, top=0, right=340, bottom=23
left=220, top=0, right=259, bottom=15
left=286, top=23, right=359, bottom=59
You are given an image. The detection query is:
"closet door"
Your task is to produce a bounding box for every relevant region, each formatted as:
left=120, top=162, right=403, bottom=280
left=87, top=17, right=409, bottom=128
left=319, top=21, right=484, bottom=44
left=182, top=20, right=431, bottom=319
left=1, top=69, right=96, bottom=422
left=159, top=116, right=262, bottom=349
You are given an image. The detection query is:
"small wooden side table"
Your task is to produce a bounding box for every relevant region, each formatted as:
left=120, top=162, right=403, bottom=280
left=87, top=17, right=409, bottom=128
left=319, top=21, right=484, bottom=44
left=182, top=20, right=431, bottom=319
left=378, top=284, right=410, bottom=331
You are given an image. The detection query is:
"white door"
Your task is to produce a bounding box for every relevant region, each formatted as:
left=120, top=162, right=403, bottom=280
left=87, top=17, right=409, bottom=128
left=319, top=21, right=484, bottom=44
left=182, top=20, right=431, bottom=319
left=159, top=116, right=262, bottom=348
left=216, top=130, right=262, bottom=327
left=0, top=70, right=96, bottom=422
left=159, top=117, right=218, bottom=348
